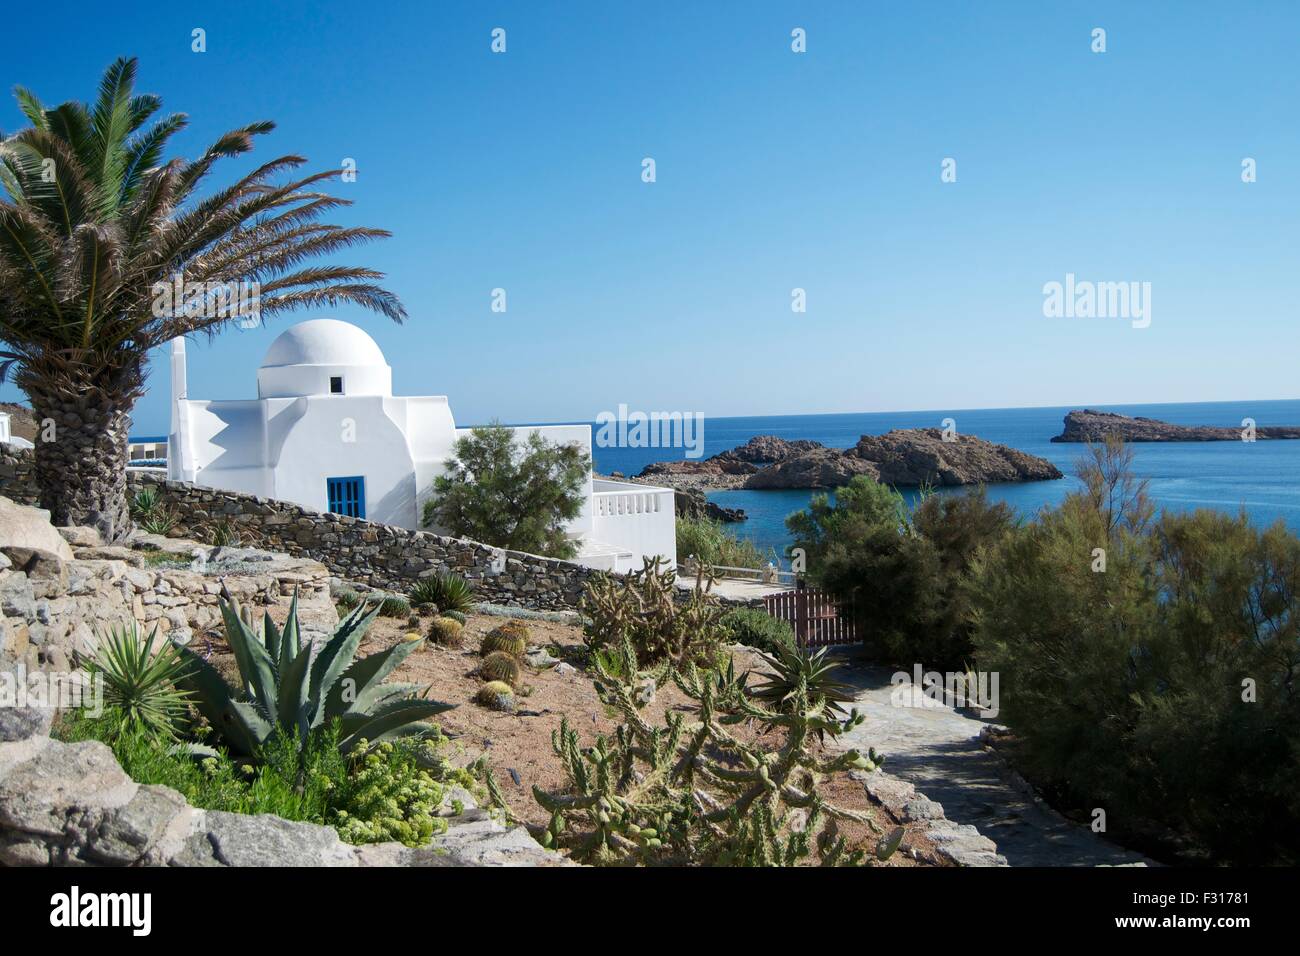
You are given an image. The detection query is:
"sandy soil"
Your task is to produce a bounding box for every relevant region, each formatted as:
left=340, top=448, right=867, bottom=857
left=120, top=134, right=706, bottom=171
left=199, top=606, right=944, bottom=866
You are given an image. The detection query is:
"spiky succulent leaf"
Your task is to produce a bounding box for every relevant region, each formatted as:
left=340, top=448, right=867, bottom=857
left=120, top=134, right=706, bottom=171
left=278, top=591, right=301, bottom=673
left=219, top=599, right=280, bottom=722
left=276, top=644, right=313, bottom=730
left=261, top=611, right=282, bottom=670
left=174, top=645, right=273, bottom=755
left=336, top=698, right=452, bottom=753
left=307, top=601, right=380, bottom=724
left=323, top=634, right=425, bottom=719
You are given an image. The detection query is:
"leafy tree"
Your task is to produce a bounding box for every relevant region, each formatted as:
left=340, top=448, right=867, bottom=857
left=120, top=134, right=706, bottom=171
left=970, top=440, right=1300, bottom=863
left=423, top=423, right=589, bottom=558
left=785, top=475, right=908, bottom=575
left=0, top=58, right=403, bottom=540
left=787, top=476, right=1014, bottom=669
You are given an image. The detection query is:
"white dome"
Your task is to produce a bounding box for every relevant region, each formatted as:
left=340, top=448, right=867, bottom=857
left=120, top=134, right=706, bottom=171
left=261, top=319, right=387, bottom=369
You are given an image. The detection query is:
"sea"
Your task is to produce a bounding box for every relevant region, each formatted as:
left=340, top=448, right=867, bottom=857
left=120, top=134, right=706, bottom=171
left=132, top=400, right=1300, bottom=566
left=584, top=400, right=1300, bottom=565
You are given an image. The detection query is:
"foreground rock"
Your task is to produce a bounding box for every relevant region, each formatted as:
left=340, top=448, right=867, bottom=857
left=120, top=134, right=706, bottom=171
left=640, top=431, right=1063, bottom=491
left=0, top=494, right=335, bottom=674
left=0, top=705, right=570, bottom=867
left=1052, top=408, right=1300, bottom=443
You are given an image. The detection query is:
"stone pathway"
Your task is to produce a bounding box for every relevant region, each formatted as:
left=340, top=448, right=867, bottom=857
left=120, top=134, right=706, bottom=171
left=832, top=657, right=1151, bottom=867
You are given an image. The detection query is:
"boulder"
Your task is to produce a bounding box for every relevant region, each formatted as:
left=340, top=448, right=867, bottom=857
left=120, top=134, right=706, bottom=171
left=57, top=526, right=102, bottom=548
left=0, top=497, right=74, bottom=562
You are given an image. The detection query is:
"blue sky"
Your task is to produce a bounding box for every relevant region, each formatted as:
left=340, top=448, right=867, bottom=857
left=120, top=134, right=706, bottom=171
left=3, top=1, right=1299, bottom=434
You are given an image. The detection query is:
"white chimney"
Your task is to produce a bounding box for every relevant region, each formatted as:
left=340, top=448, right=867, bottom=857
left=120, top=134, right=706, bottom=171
left=167, top=337, right=187, bottom=480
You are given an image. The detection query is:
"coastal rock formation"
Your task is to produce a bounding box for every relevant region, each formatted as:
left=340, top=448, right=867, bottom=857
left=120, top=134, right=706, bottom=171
left=636, top=458, right=755, bottom=492
left=636, top=435, right=822, bottom=492
left=638, top=431, right=1063, bottom=491
left=1052, top=409, right=1300, bottom=443
left=848, top=429, right=1064, bottom=486
left=743, top=448, right=879, bottom=489
left=673, top=486, right=747, bottom=523
left=722, top=435, right=824, bottom=464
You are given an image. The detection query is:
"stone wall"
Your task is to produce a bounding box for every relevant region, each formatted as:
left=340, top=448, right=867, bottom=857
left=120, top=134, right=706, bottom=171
left=0, top=444, right=601, bottom=610
left=0, top=498, right=336, bottom=674
left=125, top=474, right=600, bottom=610
left=0, top=446, right=36, bottom=507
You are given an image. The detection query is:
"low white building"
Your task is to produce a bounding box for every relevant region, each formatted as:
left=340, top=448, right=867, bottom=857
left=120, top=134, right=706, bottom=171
left=167, top=318, right=675, bottom=573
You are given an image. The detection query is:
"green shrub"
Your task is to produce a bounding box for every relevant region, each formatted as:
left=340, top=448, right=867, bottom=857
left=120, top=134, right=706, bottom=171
left=332, top=740, right=448, bottom=847
left=80, top=622, right=192, bottom=739
left=55, top=712, right=454, bottom=847
left=410, top=571, right=476, bottom=614
left=676, top=516, right=769, bottom=568
left=970, top=440, right=1300, bottom=863
left=788, top=479, right=1015, bottom=669
left=423, top=424, right=590, bottom=559
left=718, top=608, right=795, bottom=655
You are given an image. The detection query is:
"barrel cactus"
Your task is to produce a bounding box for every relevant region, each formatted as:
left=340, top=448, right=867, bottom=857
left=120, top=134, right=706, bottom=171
left=475, top=680, right=516, bottom=712
left=442, top=610, right=467, bottom=626
left=481, top=621, right=529, bottom=658
left=479, top=651, right=521, bottom=687
left=176, top=594, right=453, bottom=758
left=428, top=616, right=464, bottom=648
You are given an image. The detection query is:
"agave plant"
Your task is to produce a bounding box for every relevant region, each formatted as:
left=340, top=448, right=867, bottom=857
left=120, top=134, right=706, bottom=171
left=747, top=643, right=857, bottom=736
left=81, top=622, right=192, bottom=739
left=176, top=594, right=451, bottom=757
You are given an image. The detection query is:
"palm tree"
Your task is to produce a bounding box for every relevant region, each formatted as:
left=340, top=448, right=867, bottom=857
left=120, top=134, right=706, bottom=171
left=0, top=57, right=404, bottom=541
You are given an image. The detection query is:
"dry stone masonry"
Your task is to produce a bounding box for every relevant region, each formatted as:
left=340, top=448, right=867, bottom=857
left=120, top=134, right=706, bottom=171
left=0, top=444, right=603, bottom=611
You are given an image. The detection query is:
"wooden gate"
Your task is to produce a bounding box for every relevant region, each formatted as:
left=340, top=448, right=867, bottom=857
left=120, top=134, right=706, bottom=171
left=762, top=588, right=858, bottom=648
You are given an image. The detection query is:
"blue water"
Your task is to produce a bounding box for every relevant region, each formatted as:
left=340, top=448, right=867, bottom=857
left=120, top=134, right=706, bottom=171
left=588, top=401, right=1300, bottom=564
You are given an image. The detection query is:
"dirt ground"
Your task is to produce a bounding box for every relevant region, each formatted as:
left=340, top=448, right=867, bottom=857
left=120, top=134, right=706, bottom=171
left=199, top=605, right=944, bottom=866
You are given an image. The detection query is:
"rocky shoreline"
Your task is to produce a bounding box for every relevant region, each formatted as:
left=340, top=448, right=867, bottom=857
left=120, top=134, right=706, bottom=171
left=1052, top=409, right=1300, bottom=443
left=635, top=432, right=1063, bottom=492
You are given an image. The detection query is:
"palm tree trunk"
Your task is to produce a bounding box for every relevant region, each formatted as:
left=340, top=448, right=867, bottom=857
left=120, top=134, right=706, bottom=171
left=27, top=391, right=133, bottom=543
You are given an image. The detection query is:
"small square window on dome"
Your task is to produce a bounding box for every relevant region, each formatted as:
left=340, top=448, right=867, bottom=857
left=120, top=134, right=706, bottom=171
left=329, top=376, right=343, bottom=394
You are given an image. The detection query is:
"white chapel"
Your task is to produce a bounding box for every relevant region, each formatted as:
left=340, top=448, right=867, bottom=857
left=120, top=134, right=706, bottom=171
left=166, top=318, right=675, bottom=572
